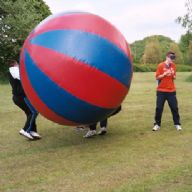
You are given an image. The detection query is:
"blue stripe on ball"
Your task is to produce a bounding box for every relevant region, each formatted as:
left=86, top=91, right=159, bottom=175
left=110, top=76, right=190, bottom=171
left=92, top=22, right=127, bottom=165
left=30, top=29, right=132, bottom=87
left=25, top=50, right=114, bottom=124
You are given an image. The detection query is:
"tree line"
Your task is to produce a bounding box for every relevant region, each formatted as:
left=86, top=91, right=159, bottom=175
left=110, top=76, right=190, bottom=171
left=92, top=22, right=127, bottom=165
left=130, top=33, right=192, bottom=65
left=130, top=0, right=192, bottom=67
left=0, top=0, right=191, bottom=77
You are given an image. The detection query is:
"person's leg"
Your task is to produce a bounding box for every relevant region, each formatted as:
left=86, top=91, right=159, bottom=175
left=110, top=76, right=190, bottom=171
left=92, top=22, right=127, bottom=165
left=24, top=97, right=41, bottom=138
left=89, top=123, right=97, bottom=131
left=13, top=96, right=34, bottom=139
left=98, top=119, right=108, bottom=135
left=154, top=92, right=166, bottom=128
left=24, top=97, right=38, bottom=132
left=167, top=92, right=181, bottom=126
left=13, top=96, right=32, bottom=131
left=100, top=119, right=108, bottom=127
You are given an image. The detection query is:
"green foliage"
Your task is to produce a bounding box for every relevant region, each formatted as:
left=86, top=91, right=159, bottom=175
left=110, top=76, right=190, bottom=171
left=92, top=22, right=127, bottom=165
left=169, top=42, right=183, bottom=63
left=179, top=32, right=192, bottom=64
left=188, top=42, right=192, bottom=64
left=130, top=35, right=176, bottom=64
left=142, top=38, right=161, bottom=64
left=130, top=40, right=146, bottom=63
left=130, top=35, right=189, bottom=65
left=176, top=64, right=192, bottom=71
left=179, top=33, right=192, bottom=52
left=133, top=64, right=192, bottom=72
left=0, top=74, right=9, bottom=84
left=176, top=0, right=192, bottom=32
left=133, top=64, right=157, bottom=72
left=0, top=0, right=51, bottom=75
left=177, top=0, right=192, bottom=65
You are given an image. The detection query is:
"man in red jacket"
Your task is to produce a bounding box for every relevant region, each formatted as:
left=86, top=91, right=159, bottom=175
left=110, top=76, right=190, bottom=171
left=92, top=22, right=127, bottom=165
left=153, top=51, right=182, bottom=131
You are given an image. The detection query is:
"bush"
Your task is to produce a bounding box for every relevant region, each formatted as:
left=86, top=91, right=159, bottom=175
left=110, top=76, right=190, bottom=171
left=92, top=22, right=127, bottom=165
left=133, top=64, right=192, bottom=72
left=0, top=72, right=9, bottom=84
left=133, top=64, right=157, bottom=72
left=176, top=65, right=192, bottom=72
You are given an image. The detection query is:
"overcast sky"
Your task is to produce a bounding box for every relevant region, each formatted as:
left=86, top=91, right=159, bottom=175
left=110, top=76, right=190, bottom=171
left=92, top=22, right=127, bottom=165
left=43, top=0, right=187, bottom=43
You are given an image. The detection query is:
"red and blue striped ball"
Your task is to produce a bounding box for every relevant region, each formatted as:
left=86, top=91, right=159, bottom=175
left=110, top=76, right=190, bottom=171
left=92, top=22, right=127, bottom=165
left=20, top=12, right=133, bottom=126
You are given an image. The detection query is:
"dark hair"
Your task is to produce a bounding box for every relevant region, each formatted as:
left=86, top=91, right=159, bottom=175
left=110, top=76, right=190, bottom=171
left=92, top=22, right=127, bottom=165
left=8, top=59, right=18, bottom=67
left=166, top=51, right=176, bottom=60
left=166, top=51, right=175, bottom=57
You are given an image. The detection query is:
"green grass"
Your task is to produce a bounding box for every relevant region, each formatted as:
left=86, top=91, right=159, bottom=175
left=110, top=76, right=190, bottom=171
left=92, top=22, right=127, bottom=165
left=186, top=74, right=192, bottom=82
left=0, top=72, right=192, bottom=192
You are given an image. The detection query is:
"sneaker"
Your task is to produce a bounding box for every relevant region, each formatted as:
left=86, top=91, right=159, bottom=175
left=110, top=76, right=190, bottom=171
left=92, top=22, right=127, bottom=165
left=83, top=130, right=97, bottom=138
left=175, top=125, right=182, bottom=131
left=152, top=124, right=160, bottom=131
left=30, top=131, right=42, bottom=139
left=98, top=127, right=107, bottom=135
left=19, top=129, right=34, bottom=140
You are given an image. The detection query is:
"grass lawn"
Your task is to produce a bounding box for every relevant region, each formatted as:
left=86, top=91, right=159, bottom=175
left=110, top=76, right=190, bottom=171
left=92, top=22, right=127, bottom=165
left=0, top=72, right=192, bottom=192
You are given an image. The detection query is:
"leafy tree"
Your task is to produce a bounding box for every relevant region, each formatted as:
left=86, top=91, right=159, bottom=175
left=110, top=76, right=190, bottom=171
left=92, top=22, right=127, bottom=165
left=169, top=42, right=183, bottom=64
left=157, top=35, right=173, bottom=60
left=141, top=38, right=161, bottom=64
left=130, top=40, right=145, bottom=63
left=130, top=35, right=174, bottom=64
left=130, top=35, right=174, bottom=63
left=188, top=41, right=192, bottom=64
left=0, top=0, right=51, bottom=75
left=177, top=0, right=192, bottom=32
left=179, top=32, right=192, bottom=64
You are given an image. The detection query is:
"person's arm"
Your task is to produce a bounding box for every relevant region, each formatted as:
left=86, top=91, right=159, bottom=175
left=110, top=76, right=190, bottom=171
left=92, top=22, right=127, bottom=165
left=156, top=71, right=169, bottom=80
left=155, top=64, right=168, bottom=80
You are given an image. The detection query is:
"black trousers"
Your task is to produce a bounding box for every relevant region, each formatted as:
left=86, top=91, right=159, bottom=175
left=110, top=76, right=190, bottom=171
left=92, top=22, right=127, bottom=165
left=154, top=91, right=180, bottom=126
left=13, top=96, right=38, bottom=132
left=89, top=119, right=108, bottom=130
left=89, top=106, right=121, bottom=130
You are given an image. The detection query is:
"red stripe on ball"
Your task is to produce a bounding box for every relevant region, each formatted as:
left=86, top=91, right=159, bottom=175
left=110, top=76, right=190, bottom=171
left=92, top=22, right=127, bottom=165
left=27, top=44, right=128, bottom=108
left=32, top=13, right=129, bottom=56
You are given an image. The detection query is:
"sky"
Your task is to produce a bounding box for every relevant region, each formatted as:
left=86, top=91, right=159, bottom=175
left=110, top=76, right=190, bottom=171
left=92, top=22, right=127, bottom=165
left=43, top=0, right=187, bottom=44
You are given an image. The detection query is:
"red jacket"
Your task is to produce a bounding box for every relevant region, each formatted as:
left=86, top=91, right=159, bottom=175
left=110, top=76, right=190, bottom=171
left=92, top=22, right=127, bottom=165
left=155, top=62, right=176, bottom=92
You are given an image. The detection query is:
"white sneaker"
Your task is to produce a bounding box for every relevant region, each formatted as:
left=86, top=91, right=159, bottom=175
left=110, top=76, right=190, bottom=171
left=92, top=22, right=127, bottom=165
left=98, top=127, right=107, bottom=135
left=19, top=129, right=34, bottom=140
left=83, top=130, right=97, bottom=138
left=152, top=125, right=160, bottom=131
left=175, top=125, right=182, bottom=131
left=30, top=131, right=42, bottom=139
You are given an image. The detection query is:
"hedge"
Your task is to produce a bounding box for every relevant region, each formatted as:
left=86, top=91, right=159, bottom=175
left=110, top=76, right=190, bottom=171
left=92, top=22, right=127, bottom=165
left=133, top=64, right=192, bottom=72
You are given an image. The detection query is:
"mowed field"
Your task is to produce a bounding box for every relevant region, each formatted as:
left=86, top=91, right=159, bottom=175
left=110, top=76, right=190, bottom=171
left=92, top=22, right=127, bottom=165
left=0, top=72, right=192, bottom=192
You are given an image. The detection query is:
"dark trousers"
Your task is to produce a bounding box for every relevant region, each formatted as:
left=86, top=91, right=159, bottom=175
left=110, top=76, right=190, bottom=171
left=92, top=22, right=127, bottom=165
left=89, top=119, right=108, bottom=130
left=154, top=91, right=180, bottom=126
left=13, top=96, right=38, bottom=132
left=89, top=106, right=121, bottom=130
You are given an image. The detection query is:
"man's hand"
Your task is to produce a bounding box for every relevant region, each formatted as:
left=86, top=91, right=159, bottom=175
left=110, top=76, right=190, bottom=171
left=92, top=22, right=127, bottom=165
left=163, top=70, right=172, bottom=76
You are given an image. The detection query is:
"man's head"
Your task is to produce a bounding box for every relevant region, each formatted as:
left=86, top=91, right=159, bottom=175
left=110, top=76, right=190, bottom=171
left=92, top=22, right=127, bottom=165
left=166, top=51, right=176, bottom=61
left=8, top=60, right=18, bottom=67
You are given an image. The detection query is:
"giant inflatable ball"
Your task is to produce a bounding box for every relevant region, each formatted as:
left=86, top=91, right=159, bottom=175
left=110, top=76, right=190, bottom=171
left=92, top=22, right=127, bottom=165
left=20, top=12, right=133, bottom=126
